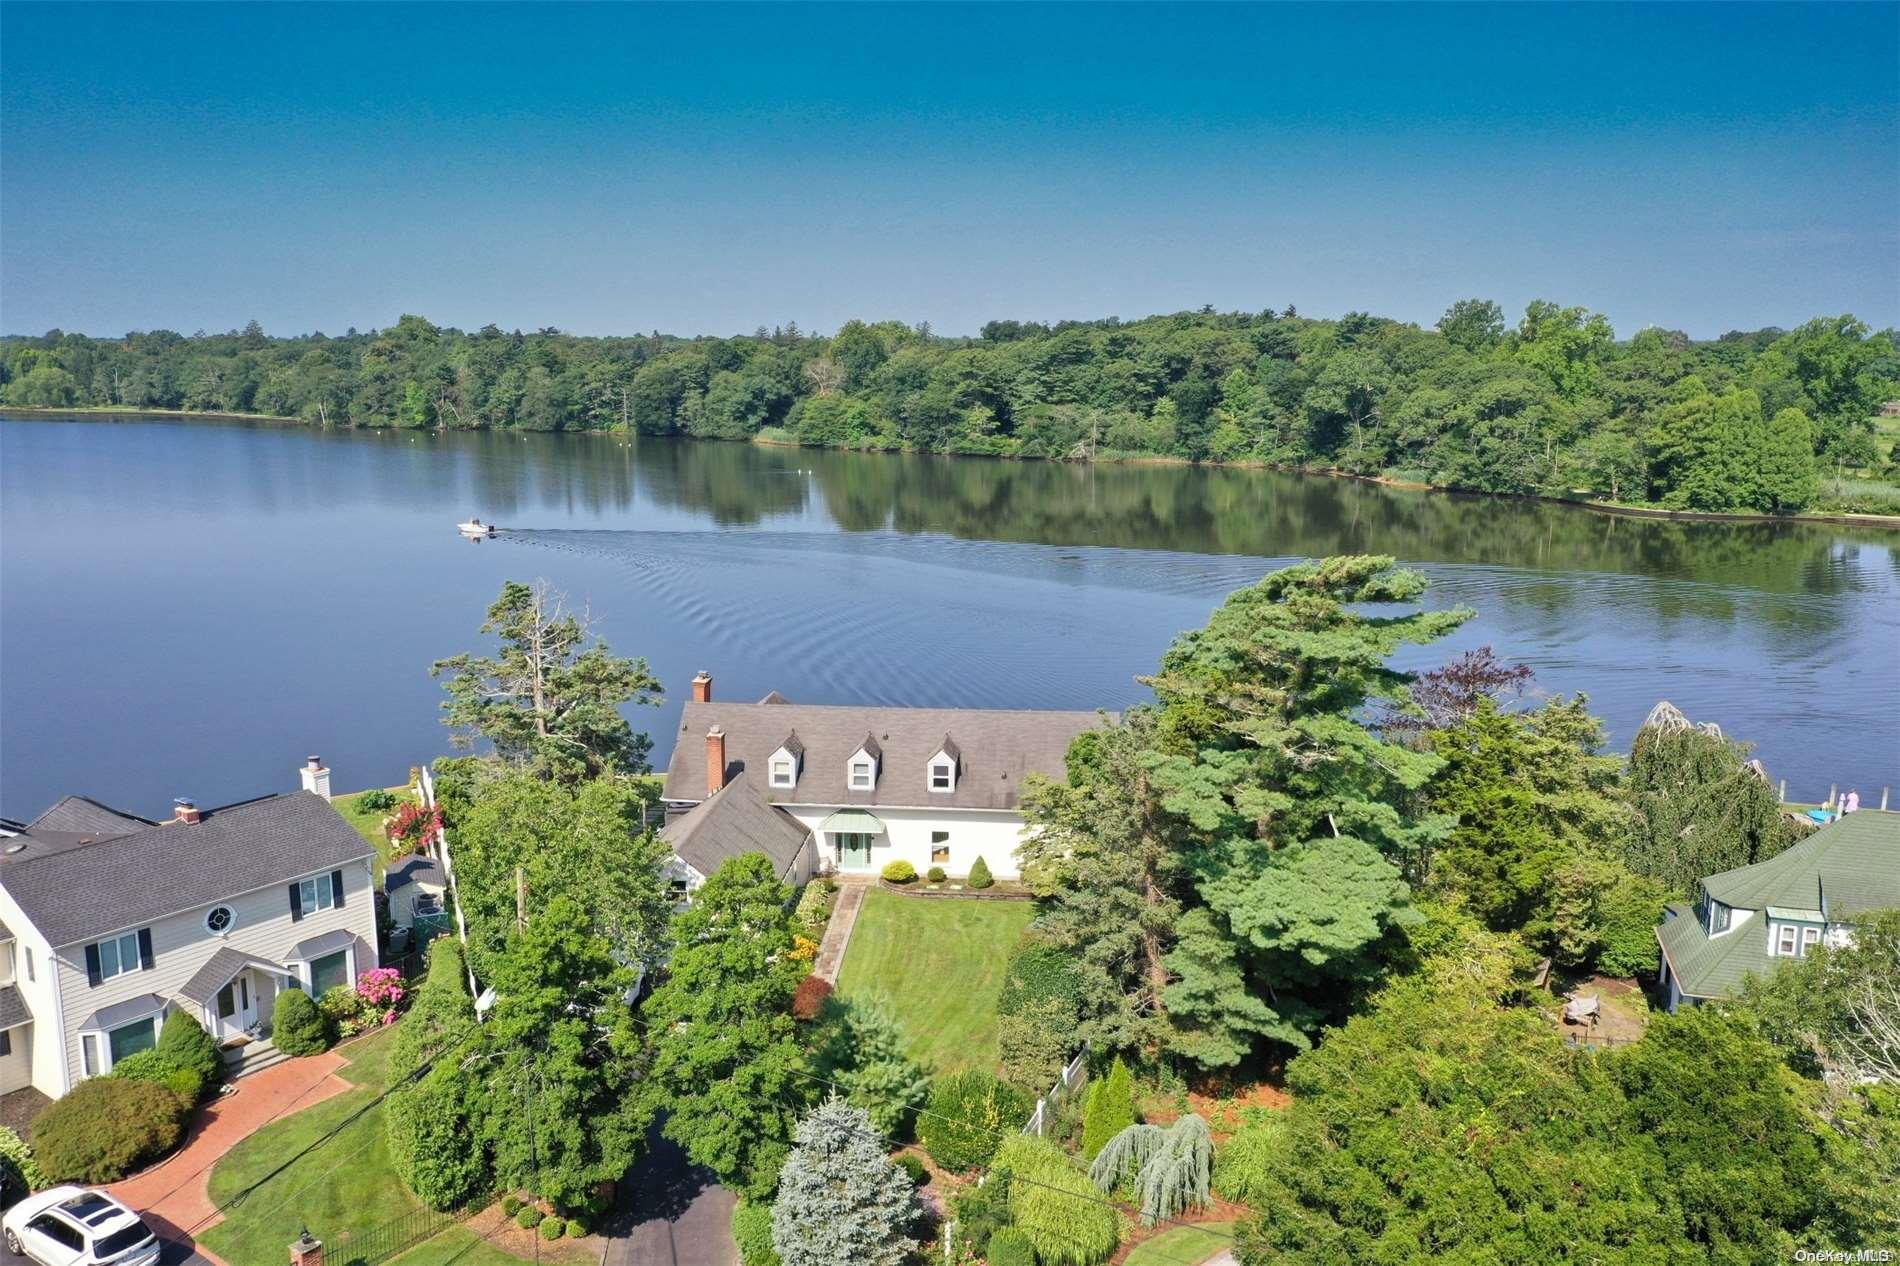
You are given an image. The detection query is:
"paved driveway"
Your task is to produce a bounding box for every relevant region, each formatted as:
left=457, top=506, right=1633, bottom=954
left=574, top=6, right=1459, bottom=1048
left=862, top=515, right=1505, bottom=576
left=602, top=1125, right=737, bottom=1266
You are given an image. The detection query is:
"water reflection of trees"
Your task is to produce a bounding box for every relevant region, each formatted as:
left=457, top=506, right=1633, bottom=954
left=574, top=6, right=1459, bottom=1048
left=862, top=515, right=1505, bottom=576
left=416, top=431, right=1893, bottom=632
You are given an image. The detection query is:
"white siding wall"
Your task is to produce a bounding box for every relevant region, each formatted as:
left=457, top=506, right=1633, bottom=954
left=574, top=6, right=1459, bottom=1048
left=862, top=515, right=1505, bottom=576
left=0, top=886, right=68, bottom=1096
left=47, top=856, right=378, bottom=1095
left=778, top=804, right=1031, bottom=879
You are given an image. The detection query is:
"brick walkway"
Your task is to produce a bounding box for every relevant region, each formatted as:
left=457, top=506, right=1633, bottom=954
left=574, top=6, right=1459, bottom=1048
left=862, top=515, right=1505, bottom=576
left=812, top=877, right=871, bottom=984
left=106, top=1050, right=352, bottom=1266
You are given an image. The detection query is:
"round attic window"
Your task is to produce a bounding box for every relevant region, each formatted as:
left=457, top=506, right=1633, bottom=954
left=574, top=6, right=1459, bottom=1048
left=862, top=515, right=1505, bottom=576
left=205, top=905, right=236, bottom=935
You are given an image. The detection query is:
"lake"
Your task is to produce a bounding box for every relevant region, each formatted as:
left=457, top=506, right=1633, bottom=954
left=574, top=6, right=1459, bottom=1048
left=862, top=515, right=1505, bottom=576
left=2, top=413, right=1895, bottom=819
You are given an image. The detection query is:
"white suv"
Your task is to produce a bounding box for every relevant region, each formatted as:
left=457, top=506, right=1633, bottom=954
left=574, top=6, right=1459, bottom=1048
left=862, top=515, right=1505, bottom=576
left=2, top=1186, right=160, bottom=1265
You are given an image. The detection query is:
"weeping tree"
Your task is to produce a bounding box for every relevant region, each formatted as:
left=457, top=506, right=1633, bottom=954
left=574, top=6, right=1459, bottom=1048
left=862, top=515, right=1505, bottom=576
left=1623, top=700, right=1802, bottom=895
left=1088, top=1114, right=1213, bottom=1226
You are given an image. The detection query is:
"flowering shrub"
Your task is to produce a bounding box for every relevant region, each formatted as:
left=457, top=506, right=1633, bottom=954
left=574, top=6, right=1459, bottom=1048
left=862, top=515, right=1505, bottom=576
left=788, top=933, right=818, bottom=964
left=387, top=802, right=442, bottom=854
left=321, top=968, right=409, bottom=1037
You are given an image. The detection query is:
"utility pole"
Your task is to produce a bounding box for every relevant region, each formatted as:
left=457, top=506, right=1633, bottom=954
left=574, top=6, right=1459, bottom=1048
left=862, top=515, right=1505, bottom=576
left=516, top=866, right=528, bottom=930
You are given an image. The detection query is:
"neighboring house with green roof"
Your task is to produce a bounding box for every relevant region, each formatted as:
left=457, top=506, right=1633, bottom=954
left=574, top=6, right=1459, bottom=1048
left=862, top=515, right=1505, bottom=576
left=1657, top=810, right=1900, bottom=1011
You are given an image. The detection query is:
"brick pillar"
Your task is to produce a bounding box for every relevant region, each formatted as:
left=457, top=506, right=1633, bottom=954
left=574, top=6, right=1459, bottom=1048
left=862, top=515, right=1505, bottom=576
left=290, top=1230, right=323, bottom=1266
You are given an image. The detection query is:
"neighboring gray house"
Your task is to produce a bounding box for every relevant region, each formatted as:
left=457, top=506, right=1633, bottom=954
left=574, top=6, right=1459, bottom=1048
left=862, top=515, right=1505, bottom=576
left=658, top=672, right=1107, bottom=894
left=0, top=759, right=378, bottom=1098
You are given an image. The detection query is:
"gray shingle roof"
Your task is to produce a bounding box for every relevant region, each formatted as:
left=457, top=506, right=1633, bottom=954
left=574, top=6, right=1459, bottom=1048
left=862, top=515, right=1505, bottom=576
left=0, top=986, right=28, bottom=1031
left=75, top=993, right=166, bottom=1033
left=1, top=792, right=372, bottom=947
left=177, top=946, right=295, bottom=1007
left=662, top=771, right=812, bottom=882
left=665, top=699, right=1109, bottom=811
left=27, top=795, right=153, bottom=836
left=289, top=928, right=358, bottom=961
left=1703, top=811, right=1900, bottom=918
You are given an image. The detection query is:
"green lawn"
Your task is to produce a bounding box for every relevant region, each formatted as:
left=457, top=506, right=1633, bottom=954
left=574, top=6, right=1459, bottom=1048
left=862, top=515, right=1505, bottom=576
left=1124, top=1222, right=1236, bottom=1266
left=199, top=1029, right=524, bottom=1266
left=330, top=788, right=405, bottom=883
left=834, top=890, right=1032, bottom=1073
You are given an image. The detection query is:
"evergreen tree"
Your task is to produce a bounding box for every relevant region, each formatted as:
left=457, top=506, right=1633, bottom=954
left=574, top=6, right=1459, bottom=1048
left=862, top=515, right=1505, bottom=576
left=432, top=579, right=662, bottom=782
left=1080, top=1057, right=1136, bottom=1161
left=820, top=992, right=928, bottom=1140
left=483, top=894, right=651, bottom=1211
left=1019, top=713, right=1185, bottom=1059
left=1424, top=695, right=1632, bottom=964
left=770, top=1100, right=915, bottom=1266
left=1146, top=556, right=1469, bottom=1062
left=645, top=854, right=810, bottom=1198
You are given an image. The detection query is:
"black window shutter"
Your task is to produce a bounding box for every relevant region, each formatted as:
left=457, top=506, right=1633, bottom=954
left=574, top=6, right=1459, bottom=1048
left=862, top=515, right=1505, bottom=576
left=0, top=1030, right=10, bottom=1057
left=85, top=943, right=102, bottom=988
left=137, top=928, right=154, bottom=971
left=330, top=869, right=345, bottom=908
left=289, top=882, right=304, bottom=922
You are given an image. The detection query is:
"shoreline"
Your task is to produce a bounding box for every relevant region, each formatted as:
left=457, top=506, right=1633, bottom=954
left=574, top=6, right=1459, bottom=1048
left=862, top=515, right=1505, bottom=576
left=7, top=405, right=1896, bottom=531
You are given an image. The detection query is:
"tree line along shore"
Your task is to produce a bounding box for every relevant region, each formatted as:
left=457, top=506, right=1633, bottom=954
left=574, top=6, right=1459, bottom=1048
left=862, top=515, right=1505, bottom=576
left=4, top=302, right=1897, bottom=518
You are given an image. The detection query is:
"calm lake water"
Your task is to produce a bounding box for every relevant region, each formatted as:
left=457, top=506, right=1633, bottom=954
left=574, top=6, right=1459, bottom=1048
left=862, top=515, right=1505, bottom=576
left=2, top=414, right=1896, bottom=818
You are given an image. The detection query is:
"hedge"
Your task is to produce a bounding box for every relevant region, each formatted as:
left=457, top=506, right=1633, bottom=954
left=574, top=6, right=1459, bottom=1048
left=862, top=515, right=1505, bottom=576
left=880, top=859, right=917, bottom=884
left=918, top=1071, right=1031, bottom=1172
left=271, top=987, right=330, bottom=1056
left=32, top=1077, right=186, bottom=1183
left=731, top=1198, right=781, bottom=1266
left=0, top=1126, right=44, bottom=1201
left=158, top=1010, right=221, bottom=1086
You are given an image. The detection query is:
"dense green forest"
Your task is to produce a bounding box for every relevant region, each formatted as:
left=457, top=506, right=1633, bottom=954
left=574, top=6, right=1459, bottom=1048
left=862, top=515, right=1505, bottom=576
left=4, top=302, right=1897, bottom=514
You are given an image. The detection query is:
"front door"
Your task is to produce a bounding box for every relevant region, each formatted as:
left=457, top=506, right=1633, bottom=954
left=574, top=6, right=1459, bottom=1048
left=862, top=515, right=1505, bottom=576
left=215, top=972, right=256, bottom=1040
left=833, top=832, right=876, bottom=869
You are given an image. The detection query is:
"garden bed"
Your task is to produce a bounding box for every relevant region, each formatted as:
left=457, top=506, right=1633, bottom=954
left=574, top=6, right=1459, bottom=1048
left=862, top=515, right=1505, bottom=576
left=877, top=878, right=1035, bottom=901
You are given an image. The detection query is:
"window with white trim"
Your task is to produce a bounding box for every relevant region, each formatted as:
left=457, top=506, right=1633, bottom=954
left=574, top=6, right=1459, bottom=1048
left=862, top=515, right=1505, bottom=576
left=850, top=760, right=874, bottom=790
left=1775, top=924, right=1799, bottom=956
left=770, top=758, right=796, bottom=789
left=931, top=831, right=951, bottom=864
left=299, top=875, right=335, bottom=914
left=205, top=904, right=236, bottom=935
left=1800, top=925, right=1821, bottom=957
left=930, top=761, right=954, bottom=792
left=80, top=1032, right=101, bottom=1077
left=95, top=931, right=141, bottom=982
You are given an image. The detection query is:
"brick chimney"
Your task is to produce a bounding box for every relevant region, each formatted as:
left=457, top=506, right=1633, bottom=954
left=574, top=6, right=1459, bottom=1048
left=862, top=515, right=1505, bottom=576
left=172, top=798, right=201, bottom=825
left=692, top=671, right=713, bottom=703
left=289, top=1229, right=323, bottom=1266
left=299, top=755, right=332, bottom=801
left=706, top=726, right=727, bottom=796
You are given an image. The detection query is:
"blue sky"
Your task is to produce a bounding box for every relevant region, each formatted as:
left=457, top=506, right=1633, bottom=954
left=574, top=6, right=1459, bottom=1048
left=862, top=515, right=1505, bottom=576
left=3, top=2, right=1895, bottom=339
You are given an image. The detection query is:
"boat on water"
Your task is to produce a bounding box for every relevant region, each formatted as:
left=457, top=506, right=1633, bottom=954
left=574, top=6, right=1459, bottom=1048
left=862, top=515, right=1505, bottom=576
left=456, top=518, right=496, bottom=538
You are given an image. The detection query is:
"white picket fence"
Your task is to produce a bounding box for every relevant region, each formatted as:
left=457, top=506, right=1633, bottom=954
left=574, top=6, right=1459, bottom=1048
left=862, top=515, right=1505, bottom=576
left=1022, top=1045, right=1090, bottom=1137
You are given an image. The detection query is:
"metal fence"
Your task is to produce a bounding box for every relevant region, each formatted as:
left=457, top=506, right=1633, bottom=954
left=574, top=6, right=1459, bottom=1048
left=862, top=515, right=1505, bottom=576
left=1022, top=1045, right=1090, bottom=1137
left=329, top=1201, right=477, bottom=1266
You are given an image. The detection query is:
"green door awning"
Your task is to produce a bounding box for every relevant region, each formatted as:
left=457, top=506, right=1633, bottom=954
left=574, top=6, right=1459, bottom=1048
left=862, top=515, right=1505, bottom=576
left=820, top=809, right=885, bottom=834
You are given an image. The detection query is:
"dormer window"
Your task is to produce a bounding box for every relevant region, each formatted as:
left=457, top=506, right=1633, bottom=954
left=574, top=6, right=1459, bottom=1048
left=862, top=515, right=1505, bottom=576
left=930, top=735, right=961, bottom=794
left=768, top=734, right=804, bottom=790
left=849, top=735, right=882, bottom=792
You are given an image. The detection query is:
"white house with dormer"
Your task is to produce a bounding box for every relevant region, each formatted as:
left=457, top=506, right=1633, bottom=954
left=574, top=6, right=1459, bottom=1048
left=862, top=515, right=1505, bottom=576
left=657, top=672, right=1106, bottom=897
left=0, top=758, right=379, bottom=1099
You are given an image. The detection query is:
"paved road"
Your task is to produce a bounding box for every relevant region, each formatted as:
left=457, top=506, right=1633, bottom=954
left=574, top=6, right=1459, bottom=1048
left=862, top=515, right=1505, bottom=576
left=601, top=1126, right=737, bottom=1266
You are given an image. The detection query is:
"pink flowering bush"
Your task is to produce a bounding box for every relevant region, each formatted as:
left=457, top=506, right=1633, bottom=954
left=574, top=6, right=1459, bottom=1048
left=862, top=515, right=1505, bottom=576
left=319, top=968, right=410, bottom=1038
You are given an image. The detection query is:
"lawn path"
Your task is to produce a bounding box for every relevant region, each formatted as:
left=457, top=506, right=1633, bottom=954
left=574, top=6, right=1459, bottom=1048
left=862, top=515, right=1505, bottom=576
left=812, top=878, right=868, bottom=984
